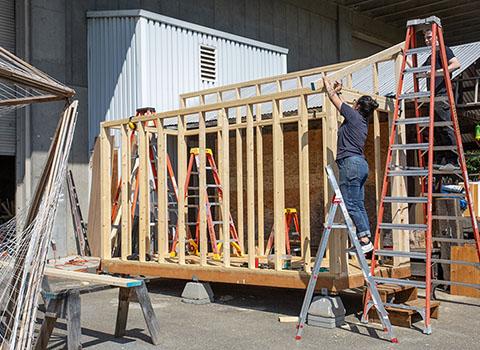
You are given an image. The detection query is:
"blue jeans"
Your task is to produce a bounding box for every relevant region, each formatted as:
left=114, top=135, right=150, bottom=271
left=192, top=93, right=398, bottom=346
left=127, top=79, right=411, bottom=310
left=336, top=156, right=371, bottom=239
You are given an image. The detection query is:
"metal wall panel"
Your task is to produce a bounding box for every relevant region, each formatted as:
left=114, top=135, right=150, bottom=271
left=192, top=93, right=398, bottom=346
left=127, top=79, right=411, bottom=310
left=87, top=10, right=287, bottom=148
left=0, top=0, right=16, bottom=156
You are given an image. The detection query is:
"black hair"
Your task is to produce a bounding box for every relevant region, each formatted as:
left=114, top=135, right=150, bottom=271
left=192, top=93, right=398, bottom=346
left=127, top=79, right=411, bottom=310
left=356, top=95, right=379, bottom=121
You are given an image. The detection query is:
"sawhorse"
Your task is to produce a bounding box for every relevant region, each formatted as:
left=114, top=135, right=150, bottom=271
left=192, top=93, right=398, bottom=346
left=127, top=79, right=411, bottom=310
left=35, top=269, right=161, bottom=349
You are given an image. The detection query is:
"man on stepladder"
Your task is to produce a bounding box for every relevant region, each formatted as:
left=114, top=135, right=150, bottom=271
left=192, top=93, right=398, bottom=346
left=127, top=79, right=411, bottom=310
left=406, top=29, right=461, bottom=170
left=323, top=76, right=379, bottom=254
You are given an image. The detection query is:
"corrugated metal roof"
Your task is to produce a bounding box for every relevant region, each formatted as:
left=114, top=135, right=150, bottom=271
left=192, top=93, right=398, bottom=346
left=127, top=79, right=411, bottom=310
left=171, top=41, right=480, bottom=127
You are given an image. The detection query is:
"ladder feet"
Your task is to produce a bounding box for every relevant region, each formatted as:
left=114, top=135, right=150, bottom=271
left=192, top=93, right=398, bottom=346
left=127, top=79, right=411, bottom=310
left=295, top=335, right=302, bottom=341
left=423, top=325, right=432, bottom=335
left=360, top=315, right=369, bottom=324
left=391, top=337, right=399, bottom=344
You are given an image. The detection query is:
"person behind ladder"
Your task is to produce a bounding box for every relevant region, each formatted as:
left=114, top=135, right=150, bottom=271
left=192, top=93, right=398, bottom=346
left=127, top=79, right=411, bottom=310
left=407, top=29, right=461, bottom=171
left=323, top=76, right=378, bottom=254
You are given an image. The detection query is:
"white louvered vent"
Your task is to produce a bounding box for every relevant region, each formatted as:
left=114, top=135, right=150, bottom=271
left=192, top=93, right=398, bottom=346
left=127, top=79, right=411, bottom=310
left=200, top=45, right=216, bottom=83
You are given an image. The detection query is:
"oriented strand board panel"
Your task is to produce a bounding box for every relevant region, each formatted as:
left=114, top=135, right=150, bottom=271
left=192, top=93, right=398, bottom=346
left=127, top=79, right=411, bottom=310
left=451, top=245, right=480, bottom=298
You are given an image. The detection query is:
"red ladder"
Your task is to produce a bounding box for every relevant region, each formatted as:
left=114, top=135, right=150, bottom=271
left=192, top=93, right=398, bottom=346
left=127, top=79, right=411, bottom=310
left=265, top=208, right=301, bottom=256
left=170, top=147, right=242, bottom=260
left=362, top=16, right=480, bottom=335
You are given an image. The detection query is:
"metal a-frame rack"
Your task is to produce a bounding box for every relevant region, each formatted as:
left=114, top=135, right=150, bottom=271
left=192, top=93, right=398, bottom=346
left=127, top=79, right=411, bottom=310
left=363, top=16, right=480, bottom=334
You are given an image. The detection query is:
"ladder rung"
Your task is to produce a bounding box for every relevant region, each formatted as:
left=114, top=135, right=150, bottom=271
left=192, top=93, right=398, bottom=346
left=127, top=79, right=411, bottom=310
left=398, top=91, right=430, bottom=100
left=324, top=223, right=347, bottom=229
left=404, top=65, right=431, bottom=75
left=388, top=169, right=428, bottom=177
left=432, top=279, right=480, bottom=289
left=431, top=258, right=480, bottom=268
left=391, top=143, right=428, bottom=151
left=395, top=117, right=430, bottom=125
left=429, top=193, right=464, bottom=198
left=374, top=277, right=426, bottom=288
left=188, top=185, right=221, bottom=190
left=375, top=249, right=426, bottom=259
left=379, top=223, right=427, bottom=231
left=384, top=196, right=427, bottom=203
left=432, top=237, right=476, bottom=244
left=405, top=47, right=431, bottom=55
left=212, top=221, right=223, bottom=225
left=433, top=145, right=458, bottom=152
left=431, top=215, right=470, bottom=221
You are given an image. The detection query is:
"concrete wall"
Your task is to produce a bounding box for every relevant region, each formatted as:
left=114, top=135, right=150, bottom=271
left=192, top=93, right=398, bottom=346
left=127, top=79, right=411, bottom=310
left=14, top=0, right=404, bottom=257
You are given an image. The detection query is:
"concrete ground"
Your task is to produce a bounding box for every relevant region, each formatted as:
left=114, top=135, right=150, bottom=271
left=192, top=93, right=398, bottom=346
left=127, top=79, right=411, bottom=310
left=37, top=279, right=480, bottom=350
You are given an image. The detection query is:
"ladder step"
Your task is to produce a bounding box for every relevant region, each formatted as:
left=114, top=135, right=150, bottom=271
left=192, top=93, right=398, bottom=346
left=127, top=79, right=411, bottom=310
left=324, top=223, right=347, bottom=229
left=432, top=237, right=476, bottom=244
left=384, top=196, right=427, bottom=203
left=383, top=302, right=425, bottom=312
left=391, top=143, right=428, bottom=151
left=404, top=65, right=431, bottom=75
left=388, top=169, right=428, bottom=177
left=398, top=91, right=430, bottom=100
left=379, top=223, right=427, bottom=231
left=431, top=258, right=480, bottom=268
left=431, top=215, right=470, bottom=221
left=188, top=185, right=221, bottom=190
left=374, top=277, right=426, bottom=289
left=405, top=47, right=432, bottom=55
left=375, top=249, right=426, bottom=259
left=432, top=279, right=480, bottom=289
left=430, top=193, right=464, bottom=198
left=395, top=117, right=430, bottom=125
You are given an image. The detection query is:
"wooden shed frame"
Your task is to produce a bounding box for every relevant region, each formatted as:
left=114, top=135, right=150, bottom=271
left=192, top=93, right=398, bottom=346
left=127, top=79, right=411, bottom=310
left=98, top=42, right=412, bottom=290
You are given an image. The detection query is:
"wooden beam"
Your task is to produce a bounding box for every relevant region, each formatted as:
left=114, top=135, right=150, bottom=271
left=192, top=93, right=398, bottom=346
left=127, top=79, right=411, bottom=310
left=177, top=115, right=187, bottom=265
left=311, top=42, right=404, bottom=91
left=156, top=119, right=168, bottom=263
left=298, top=93, right=311, bottom=272
left=256, top=86, right=265, bottom=255
left=272, top=99, right=285, bottom=270
left=235, top=89, right=245, bottom=252
left=372, top=62, right=382, bottom=211
left=120, top=125, right=131, bottom=260
left=138, top=122, right=149, bottom=262
left=221, top=109, right=231, bottom=267
left=0, top=94, right=65, bottom=106
left=199, top=111, right=207, bottom=266
left=44, top=268, right=142, bottom=288
left=246, top=104, right=256, bottom=268
left=100, top=126, right=112, bottom=259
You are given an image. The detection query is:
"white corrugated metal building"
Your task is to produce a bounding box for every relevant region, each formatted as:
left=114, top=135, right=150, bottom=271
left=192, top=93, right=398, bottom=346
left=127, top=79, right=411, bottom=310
left=87, top=9, right=288, bottom=148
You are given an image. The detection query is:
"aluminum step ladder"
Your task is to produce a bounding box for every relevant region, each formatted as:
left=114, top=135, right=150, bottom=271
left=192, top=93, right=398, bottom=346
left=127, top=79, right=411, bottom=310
left=362, top=16, right=480, bottom=335
left=295, top=165, right=398, bottom=343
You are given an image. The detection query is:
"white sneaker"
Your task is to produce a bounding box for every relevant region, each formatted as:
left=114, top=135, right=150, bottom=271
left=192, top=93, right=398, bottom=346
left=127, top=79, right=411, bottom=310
left=347, top=241, right=373, bottom=255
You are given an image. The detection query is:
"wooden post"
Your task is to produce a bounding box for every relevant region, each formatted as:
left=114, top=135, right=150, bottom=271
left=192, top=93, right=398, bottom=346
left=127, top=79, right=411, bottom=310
left=138, top=122, right=149, bottom=262
left=199, top=111, right=208, bottom=266
left=216, top=93, right=224, bottom=243
left=156, top=119, right=167, bottom=263
left=255, top=86, right=265, bottom=255
left=246, top=104, right=256, bottom=268
left=392, top=54, right=409, bottom=266
left=298, top=94, right=311, bottom=272
left=66, top=290, right=81, bottom=350
left=120, top=125, right=131, bottom=260
left=235, top=89, right=245, bottom=252
left=177, top=115, right=187, bottom=265
left=220, top=109, right=231, bottom=267
left=100, top=126, right=112, bottom=259
left=324, top=98, right=346, bottom=276
left=272, top=99, right=285, bottom=270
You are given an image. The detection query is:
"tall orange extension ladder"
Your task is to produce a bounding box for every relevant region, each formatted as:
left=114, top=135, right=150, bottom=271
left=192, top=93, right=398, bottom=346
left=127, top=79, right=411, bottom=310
left=362, top=16, right=480, bottom=335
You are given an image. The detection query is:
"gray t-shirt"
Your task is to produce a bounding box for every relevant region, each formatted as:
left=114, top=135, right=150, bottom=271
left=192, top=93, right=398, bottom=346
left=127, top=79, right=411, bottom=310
left=336, top=103, right=368, bottom=160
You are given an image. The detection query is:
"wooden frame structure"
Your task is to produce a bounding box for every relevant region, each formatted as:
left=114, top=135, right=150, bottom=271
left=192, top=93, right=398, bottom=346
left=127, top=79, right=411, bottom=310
left=98, top=42, right=411, bottom=290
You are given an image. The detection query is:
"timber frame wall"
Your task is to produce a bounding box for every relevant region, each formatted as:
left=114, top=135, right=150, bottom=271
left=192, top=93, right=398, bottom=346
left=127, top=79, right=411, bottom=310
left=98, top=42, right=410, bottom=286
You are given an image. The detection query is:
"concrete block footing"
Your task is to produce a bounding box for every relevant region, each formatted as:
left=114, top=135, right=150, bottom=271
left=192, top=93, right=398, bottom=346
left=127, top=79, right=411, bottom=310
left=181, top=282, right=214, bottom=304
left=307, top=295, right=346, bottom=329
